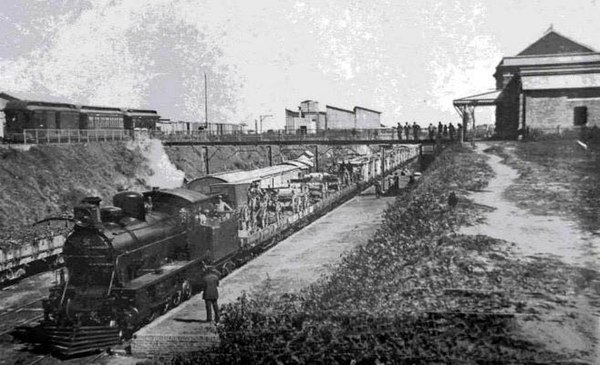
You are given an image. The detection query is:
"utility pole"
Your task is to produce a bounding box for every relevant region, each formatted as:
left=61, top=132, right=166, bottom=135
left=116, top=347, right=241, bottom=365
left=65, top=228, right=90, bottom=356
left=204, top=73, right=208, bottom=130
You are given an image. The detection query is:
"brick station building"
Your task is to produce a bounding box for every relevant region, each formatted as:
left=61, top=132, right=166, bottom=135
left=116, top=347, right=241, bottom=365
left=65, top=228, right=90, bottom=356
left=454, top=29, right=600, bottom=138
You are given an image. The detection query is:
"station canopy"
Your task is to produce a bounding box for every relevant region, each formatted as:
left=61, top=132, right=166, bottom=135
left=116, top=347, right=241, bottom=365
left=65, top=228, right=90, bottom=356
left=453, top=89, right=502, bottom=132
left=453, top=89, right=502, bottom=107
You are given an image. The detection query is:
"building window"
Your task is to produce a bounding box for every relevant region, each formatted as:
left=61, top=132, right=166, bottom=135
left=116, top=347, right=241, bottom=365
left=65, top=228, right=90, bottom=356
left=574, top=106, right=587, bottom=126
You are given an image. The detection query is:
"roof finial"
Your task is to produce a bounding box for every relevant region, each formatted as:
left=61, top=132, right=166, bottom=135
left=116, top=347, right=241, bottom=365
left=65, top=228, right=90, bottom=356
left=545, top=24, right=554, bottom=34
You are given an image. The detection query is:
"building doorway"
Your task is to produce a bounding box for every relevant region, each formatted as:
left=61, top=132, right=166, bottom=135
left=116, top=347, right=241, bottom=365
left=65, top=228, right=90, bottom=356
left=574, top=106, right=588, bottom=126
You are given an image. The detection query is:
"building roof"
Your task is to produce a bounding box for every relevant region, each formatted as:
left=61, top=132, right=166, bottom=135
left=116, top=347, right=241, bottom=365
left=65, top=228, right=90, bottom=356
left=0, top=92, right=19, bottom=101
left=518, top=30, right=595, bottom=56
left=354, top=106, right=382, bottom=114
left=325, top=105, right=354, bottom=114
left=285, top=108, right=300, bottom=117
left=453, top=90, right=502, bottom=106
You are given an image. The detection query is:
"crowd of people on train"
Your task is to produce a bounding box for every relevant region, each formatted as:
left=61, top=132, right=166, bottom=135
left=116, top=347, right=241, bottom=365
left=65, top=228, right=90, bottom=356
left=395, top=121, right=462, bottom=142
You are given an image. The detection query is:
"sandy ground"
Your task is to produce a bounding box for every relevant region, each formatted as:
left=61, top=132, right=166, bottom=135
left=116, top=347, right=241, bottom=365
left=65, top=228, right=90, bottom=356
left=462, top=142, right=600, bottom=362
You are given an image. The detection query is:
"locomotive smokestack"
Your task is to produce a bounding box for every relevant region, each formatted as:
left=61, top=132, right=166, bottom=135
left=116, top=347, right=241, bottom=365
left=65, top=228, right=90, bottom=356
left=75, top=196, right=103, bottom=228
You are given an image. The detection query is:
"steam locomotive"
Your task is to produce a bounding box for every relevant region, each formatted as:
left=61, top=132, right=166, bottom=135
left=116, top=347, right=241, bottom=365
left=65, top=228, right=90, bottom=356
left=40, top=188, right=239, bottom=348
left=39, top=183, right=363, bottom=355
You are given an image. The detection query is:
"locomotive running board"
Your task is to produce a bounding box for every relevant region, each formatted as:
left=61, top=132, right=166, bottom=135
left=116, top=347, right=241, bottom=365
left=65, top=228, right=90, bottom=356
left=40, top=325, right=121, bottom=356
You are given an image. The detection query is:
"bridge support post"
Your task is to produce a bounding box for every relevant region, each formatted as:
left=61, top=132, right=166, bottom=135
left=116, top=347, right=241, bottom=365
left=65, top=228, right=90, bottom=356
left=203, top=146, right=210, bottom=175
left=267, top=145, right=273, bottom=166
left=314, top=145, right=319, bottom=172
left=380, top=145, right=385, bottom=190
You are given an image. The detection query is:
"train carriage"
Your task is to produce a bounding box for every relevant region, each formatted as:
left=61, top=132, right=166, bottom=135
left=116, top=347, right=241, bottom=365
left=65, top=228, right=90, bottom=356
left=123, top=109, right=160, bottom=130
left=79, top=105, right=124, bottom=130
left=187, top=155, right=313, bottom=208
left=3, top=101, right=79, bottom=141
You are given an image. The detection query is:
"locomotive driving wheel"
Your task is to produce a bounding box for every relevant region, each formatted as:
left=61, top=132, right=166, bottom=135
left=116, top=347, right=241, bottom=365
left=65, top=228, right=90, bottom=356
left=147, top=310, right=159, bottom=324
left=161, top=300, right=171, bottom=314
left=181, top=280, right=192, bottom=301
left=171, top=291, right=183, bottom=307
left=221, top=262, right=236, bottom=277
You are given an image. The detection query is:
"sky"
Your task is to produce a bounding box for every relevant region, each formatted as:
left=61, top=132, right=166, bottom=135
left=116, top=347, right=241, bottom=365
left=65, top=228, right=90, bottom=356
left=1, top=0, right=600, bottom=130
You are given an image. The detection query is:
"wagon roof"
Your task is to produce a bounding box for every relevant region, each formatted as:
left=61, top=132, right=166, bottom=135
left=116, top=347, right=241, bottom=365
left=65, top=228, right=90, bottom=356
left=79, top=105, right=123, bottom=113
left=123, top=109, right=160, bottom=117
left=209, top=164, right=300, bottom=184
left=5, top=100, right=77, bottom=112
left=144, top=188, right=210, bottom=206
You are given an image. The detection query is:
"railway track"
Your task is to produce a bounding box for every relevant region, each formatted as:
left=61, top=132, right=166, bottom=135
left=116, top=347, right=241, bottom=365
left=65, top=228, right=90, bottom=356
left=0, top=297, right=44, bottom=337
left=26, top=351, right=107, bottom=365
left=0, top=268, right=62, bottom=290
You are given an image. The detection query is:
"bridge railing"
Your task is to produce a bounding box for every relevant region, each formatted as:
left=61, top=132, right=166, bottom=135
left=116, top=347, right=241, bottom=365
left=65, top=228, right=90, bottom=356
left=12, top=129, right=131, bottom=144
left=153, top=128, right=437, bottom=143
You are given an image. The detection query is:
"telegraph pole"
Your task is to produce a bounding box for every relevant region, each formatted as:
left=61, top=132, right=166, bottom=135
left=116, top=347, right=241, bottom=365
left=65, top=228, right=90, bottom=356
left=204, top=73, right=208, bottom=130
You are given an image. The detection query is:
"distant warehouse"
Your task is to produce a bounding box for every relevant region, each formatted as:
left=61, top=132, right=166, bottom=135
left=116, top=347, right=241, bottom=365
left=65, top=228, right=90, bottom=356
left=285, top=100, right=381, bottom=134
left=455, top=29, right=600, bottom=138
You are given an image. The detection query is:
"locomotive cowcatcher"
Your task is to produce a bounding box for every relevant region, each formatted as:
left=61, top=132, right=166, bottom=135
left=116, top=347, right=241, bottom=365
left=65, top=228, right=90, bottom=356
left=40, top=188, right=239, bottom=355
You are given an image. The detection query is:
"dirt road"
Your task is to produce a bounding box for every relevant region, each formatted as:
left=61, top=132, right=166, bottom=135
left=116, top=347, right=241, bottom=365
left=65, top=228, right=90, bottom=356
left=462, top=143, right=600, bottom=270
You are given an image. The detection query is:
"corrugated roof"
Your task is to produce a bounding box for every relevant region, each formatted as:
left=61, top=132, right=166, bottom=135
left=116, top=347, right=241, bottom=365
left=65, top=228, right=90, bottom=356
left=282, top=160, right=312, bottom=169
left=206, top=164, right=299, bottom=184
left=192, top=154, right=314, bottom=185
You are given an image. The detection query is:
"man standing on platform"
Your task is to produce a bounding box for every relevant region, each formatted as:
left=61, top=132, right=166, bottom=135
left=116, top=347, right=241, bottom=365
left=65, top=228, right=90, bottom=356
left=397, top=122, right=402, bottom=141
left=404, top=122, right=410, bottom=141
left=374, top=180, right=382, bottom=199
left=412, top=122, right=420, bottom=141
left=428, top=123, right=435, bottom=141
left=449, top=123, right=456, bottom=141
left=201, top=267, right=220, bottom=323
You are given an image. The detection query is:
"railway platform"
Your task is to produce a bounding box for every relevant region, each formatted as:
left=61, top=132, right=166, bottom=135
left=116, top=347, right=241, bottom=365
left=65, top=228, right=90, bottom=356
left=129, top=182, right=404, bottom=356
